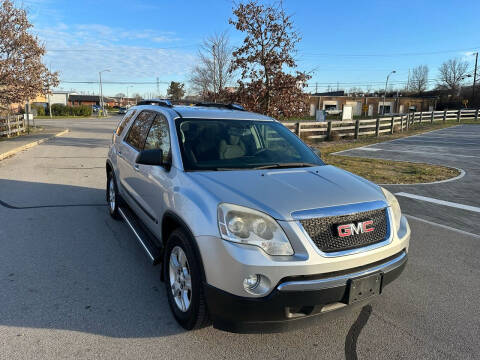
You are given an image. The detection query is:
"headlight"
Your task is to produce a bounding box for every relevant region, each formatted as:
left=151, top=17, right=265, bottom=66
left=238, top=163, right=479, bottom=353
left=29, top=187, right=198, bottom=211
left=217, top=203, right=294, bottom=256
left=381, top=187, right=402, bottom=231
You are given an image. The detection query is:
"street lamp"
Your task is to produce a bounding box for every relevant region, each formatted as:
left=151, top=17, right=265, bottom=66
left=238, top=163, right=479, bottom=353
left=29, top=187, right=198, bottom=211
left=99, top=69, right=110, bottom=116
left=382, top=70, right=396, bottom=115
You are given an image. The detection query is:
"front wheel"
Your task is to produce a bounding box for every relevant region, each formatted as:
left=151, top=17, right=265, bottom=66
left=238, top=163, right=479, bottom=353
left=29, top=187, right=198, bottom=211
left=164, top=229, right=210, bottom=330
left=106, top=171, right=120, bottom=219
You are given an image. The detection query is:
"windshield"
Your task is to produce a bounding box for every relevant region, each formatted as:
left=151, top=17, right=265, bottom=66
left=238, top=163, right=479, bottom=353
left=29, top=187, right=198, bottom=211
left=175, top=118, right=324, bottom=171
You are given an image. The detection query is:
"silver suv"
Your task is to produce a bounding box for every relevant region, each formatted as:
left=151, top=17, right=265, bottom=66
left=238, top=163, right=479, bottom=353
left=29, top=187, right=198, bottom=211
left=106, top=100, right=410, bottom=332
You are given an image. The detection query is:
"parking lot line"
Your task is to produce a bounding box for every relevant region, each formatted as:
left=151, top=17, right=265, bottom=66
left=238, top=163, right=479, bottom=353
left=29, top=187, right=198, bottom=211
left=405, top=214, right=480, bottom=239
left=336, top=147, right=480, bottom=158
left=396, top=192, right=480, bottom=213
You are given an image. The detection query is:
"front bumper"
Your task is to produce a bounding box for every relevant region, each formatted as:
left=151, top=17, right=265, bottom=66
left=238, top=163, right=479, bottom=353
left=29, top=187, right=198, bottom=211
left=205, top=250, right=407, bottom=333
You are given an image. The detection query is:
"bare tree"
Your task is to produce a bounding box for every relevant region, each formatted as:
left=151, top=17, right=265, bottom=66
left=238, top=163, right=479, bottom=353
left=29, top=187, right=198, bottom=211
left=438, top=58, right=469, bottom=92
left=409, top=65, right=429, bottom=93
left=189, top=31, right=234, bottom=99
left=0, top=0, right=58, bottom=111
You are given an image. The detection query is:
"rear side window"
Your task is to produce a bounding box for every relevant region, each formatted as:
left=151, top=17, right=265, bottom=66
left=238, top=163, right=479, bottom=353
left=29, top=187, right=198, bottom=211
left=116, top=110, right=136, bottom=136
left=124, top=111, right=155, bottom=150
left=144, top=114, right=171, bottom=162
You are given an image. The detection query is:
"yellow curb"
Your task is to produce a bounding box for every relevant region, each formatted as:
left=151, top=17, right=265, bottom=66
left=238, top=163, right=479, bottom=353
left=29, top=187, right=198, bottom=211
left=0, top=129, right=70, bottom=161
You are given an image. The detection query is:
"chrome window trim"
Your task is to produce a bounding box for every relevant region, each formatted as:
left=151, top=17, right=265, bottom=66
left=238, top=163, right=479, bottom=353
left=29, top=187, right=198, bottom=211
left=293, top=200, right=393, bottom=258
left=277, top=250, right=406, bottom=292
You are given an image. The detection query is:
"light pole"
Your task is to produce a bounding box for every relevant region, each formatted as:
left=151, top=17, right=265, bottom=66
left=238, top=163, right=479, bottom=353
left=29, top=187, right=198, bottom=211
left=99, top=69, right=110, bottom=116
left=382, top=70, right=396, bottom=115
left=212, top=44, right=216, bottom=103
left=126, top=85, right=133, bottom=107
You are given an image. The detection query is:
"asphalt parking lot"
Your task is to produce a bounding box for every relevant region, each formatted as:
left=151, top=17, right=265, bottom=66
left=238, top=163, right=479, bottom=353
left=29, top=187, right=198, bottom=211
left=0, top=118, right=479, bottom=359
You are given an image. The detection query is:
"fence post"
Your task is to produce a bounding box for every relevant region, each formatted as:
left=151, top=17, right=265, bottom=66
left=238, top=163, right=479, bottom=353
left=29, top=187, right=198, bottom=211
left=326, top=121, right=332, bottom=139
left=457, top=109, right=461, bottom=123
left=419, top=111, right=423, bottom=123
left=475, top=108, right=479, bottom=121
left=17, top=116, right=21, bottom=135
left=411, top=112, right=415, bottom=126
left=296, top=122, right=301, bottom=137
left=354, top=119, right=360, bottom=139
left=400, top=115, right=404, bottom=132
left=7, top=116, right=11, bottom=138
left=406, top=114, right=410, bottom=130
left=375, top=117, right=380, bottom=137
left=443, top=110, right=447, bottom=123
left=430, top=111, right=434, bottom=123
left=390, top=116, right=394, bottom=134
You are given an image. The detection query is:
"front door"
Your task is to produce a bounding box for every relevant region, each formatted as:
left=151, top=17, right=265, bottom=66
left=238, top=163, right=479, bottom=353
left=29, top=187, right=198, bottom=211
left=117, top=110, right=156, bottom=220
left=134, top=113, right=173, bottom=239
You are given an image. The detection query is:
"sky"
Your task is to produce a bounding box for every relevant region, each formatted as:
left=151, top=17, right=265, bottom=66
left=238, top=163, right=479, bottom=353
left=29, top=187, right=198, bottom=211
left=18, top=0, right=480, bottom=97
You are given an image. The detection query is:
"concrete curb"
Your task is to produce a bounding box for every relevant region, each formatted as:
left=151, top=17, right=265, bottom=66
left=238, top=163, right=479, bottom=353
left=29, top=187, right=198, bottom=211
left=0, top=129, right=69, bottom=161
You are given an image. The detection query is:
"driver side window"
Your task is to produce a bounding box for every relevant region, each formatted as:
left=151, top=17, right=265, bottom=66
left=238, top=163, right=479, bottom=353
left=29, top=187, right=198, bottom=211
left=144, top=114, right=171, bottom=163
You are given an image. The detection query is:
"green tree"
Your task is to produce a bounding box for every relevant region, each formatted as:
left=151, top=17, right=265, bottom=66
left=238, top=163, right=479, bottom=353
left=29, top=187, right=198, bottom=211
left=167, top=81, right=185, bottom=101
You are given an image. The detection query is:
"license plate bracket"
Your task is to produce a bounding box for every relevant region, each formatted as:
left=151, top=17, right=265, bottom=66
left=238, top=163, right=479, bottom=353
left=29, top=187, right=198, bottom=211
left=347, top=272, right=383, bottom=304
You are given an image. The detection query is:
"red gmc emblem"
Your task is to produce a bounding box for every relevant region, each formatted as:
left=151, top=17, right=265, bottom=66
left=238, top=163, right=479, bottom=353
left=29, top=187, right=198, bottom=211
left=337, top=220, right=374, bottom=237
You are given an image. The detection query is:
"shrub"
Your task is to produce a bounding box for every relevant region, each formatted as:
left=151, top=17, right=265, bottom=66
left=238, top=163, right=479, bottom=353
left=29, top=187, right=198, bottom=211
left=50, top=104, right=92, bottom=117
left=32, top=104, right=45, bottom=116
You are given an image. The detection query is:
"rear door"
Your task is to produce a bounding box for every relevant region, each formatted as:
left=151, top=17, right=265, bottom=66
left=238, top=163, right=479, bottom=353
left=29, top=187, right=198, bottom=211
left=117, top=110, right=155, bottom=213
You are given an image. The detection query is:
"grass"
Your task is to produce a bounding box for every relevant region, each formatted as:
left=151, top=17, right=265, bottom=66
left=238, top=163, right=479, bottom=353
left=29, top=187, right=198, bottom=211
left=309, top=121, right=476, bottom=184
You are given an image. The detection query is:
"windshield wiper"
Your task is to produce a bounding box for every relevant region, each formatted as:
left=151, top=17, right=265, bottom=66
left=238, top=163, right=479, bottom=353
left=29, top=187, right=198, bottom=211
left=252, top=162, right=318, bottom=170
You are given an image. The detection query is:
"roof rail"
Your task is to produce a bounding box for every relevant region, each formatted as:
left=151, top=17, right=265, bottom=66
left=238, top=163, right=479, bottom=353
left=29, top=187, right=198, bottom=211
left=194, top=102, right=245, bottom=111
left=137, top=99, right=173, bottom=107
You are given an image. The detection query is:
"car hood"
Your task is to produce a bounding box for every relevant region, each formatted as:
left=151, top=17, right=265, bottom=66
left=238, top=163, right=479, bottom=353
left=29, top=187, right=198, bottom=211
left=188, top=165, right=386, bottom=221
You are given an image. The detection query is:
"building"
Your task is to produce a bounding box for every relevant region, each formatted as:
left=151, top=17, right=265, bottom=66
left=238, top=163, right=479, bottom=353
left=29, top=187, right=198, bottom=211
left=48, top=91, right=76, bottom=106
left=308, top=92, right=437, bottom=117
left=68, top=95, right=114, bottom=107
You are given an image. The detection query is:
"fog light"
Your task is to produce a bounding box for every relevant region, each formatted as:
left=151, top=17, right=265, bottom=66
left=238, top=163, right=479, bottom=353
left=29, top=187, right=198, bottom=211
left=242, top=274, right=271, bottom=295
left=243, top=274, right=260, bottom=290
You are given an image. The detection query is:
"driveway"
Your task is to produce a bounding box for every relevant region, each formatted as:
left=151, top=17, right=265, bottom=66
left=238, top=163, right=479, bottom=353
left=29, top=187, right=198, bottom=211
left=0, top=118, right=478, bottom=359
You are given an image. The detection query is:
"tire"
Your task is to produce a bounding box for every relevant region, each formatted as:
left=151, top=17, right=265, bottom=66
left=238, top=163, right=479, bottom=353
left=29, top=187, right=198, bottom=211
left=106, top=170, right=120, bottom=219
left=164, top=228, right=210, bottom=330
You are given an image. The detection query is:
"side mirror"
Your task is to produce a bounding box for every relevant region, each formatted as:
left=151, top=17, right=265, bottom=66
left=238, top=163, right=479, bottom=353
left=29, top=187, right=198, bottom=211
left=136, top=148, right=164, bottom=166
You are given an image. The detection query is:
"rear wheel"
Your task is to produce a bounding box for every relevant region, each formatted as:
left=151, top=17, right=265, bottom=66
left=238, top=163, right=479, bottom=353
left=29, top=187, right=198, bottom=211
left=164, top=229, right=210, bottom=330
left=106, top=171, right=120, bottom=219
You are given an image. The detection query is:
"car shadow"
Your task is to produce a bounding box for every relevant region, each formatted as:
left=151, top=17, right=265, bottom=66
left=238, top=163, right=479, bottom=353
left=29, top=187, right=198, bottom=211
left=0, top=179, right=184, bottom=338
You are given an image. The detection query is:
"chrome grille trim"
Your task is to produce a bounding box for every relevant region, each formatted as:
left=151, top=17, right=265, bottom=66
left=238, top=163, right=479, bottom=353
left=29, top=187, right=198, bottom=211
left=293, top=201, right=393, bottom=257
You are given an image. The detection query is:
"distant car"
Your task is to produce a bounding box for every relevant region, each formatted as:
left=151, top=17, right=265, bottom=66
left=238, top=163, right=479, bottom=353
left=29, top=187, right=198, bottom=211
left=118, top=107, right=127, bottom=114
left=92, top=105, right=101, bottom=113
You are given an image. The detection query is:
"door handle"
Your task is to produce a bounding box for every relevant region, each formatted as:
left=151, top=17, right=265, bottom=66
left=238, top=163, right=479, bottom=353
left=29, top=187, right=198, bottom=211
left=133, top=164, right=140, bottom=172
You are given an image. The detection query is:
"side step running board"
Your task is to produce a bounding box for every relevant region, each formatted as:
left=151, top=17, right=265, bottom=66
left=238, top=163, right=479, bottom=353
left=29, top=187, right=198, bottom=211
left=118, top=206, right=162, bottom=265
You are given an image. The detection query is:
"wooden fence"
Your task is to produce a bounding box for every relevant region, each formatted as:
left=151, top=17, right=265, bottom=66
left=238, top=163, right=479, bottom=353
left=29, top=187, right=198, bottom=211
left=283, top=109, right=479, bottom=141
left=0, top=115, right=26, bottom=137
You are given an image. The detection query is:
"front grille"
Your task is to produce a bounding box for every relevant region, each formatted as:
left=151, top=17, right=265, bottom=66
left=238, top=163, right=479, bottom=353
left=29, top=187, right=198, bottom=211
left=300, top=208, right=388, bottom=253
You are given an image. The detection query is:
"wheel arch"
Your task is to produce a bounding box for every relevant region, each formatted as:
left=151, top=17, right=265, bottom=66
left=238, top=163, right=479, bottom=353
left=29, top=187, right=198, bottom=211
left=162, top=211, right=206, bottom=282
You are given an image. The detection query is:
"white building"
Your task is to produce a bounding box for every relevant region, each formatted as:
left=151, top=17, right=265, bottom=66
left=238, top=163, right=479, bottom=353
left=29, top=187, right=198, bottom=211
left=48, top=91, right=77, bottom=106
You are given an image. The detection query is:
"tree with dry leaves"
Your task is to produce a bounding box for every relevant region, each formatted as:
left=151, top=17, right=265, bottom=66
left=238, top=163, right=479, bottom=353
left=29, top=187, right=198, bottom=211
left=437, top=58, right=469, bottom=93
left=409, top=65, right=429, bottom=94
left=229, top=0, right=310, bottom=118
left=0, top=0, right=58, bottom=112
left=190, top=31, right=234, bottom=100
